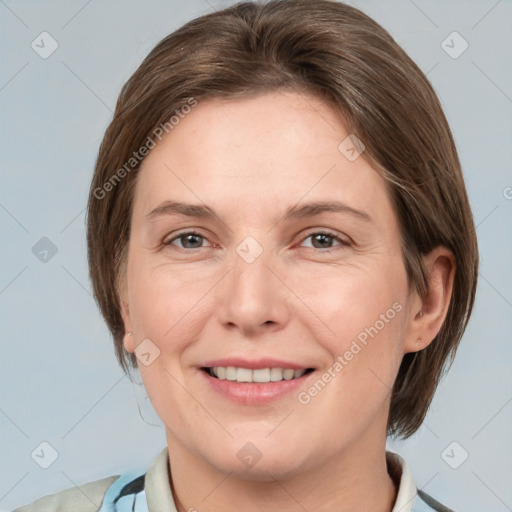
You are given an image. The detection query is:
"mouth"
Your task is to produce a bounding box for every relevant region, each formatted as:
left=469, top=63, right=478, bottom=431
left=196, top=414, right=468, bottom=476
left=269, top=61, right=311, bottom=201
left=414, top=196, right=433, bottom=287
left=201, top=366, right=315, bottom=383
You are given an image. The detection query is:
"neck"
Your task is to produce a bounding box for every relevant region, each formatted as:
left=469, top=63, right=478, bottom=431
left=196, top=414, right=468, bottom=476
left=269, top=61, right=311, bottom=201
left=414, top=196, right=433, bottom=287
left=166, top=424, right=397, bottom=512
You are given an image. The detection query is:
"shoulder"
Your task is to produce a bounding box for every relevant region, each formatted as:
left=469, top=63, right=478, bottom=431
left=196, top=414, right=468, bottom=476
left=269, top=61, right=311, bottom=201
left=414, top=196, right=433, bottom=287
left=415, top=489, right=456, bottom=512
left=12, top=475, right=119, bottom=512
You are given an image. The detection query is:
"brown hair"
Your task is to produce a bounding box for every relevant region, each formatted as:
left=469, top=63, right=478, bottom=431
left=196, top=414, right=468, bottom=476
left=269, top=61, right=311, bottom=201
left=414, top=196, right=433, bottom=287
left=87, top=0, right=478, bottom=438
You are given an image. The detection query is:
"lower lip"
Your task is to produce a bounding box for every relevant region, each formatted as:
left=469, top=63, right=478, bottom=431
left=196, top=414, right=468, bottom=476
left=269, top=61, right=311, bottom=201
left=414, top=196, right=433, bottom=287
left=201, top=369, right=314, bottom=405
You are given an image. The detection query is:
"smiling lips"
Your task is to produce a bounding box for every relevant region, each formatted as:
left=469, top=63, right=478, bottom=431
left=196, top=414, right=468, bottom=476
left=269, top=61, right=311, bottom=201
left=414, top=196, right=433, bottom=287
left=207, top=366, right=311, bottom=383
left=202, top=357, right=313, bottom=382
left=201, top=362, right=315, bottom=404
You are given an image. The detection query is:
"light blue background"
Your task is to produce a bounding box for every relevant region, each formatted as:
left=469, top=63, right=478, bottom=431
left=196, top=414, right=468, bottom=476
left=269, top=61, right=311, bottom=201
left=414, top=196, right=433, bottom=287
left=1, top=1, right=511, bottom=510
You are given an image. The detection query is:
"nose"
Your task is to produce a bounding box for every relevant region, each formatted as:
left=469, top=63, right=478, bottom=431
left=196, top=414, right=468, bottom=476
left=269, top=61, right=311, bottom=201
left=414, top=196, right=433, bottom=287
left=215, top=244, right=291, bottom=336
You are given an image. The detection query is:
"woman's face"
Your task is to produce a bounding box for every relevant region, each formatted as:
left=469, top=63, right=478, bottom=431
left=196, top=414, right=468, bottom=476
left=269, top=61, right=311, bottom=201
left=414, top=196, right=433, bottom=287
left=121, top=91, right=419, bottom=478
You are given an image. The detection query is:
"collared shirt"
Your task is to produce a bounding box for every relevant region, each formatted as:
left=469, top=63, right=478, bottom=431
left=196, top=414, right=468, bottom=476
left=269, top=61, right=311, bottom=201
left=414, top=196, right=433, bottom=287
left=14, top=448, right=454, bottom=512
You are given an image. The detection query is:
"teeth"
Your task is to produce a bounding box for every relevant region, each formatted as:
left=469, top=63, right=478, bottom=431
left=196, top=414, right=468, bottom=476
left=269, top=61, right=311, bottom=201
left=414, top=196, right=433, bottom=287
left=253, top=368, right=270, bottom=382
left=237, top=368, right=252, bottom=382
left=225, top=366, right=237, bottom=380
left=208, top=366, right=308, bottom=383
left=270, top=367, right=283, bottom=381
left=283, top=369, right=295, bottom=380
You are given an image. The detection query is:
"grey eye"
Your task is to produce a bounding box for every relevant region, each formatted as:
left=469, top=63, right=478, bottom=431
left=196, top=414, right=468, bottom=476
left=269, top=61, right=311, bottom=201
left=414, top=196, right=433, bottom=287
left=310, top=233, right=336, bottom=249
left=301, top=232, right=346, bottom=250
left=167, top=232, right=207, bottom=249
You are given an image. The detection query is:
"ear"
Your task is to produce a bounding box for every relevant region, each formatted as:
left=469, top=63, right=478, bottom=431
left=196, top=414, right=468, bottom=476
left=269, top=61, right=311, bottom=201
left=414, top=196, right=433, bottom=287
left=119, top=279, right=136, bottom=354
left=404, top=246, right=455, bottom=354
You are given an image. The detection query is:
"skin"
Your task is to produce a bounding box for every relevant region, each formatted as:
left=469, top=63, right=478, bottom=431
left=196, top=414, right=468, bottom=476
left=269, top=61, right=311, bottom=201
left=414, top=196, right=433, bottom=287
left=120, top=91, right=455, bottom=512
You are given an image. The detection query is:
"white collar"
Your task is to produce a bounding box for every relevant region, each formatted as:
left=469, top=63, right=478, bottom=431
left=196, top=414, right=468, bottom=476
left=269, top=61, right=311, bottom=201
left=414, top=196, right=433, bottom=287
left=387, top=451, right=418, bottom=511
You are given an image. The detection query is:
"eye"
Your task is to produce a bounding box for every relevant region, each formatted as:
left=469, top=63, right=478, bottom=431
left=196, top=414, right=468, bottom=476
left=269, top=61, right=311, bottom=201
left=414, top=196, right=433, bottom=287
left=164, top=231, right=211, bottom=249
left=299, top=231, right=350, bottom=250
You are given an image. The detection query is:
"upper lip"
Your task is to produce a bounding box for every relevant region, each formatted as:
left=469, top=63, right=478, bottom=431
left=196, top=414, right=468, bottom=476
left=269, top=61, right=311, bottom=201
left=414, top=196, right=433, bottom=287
left=201, top=357, right=313, bottom=370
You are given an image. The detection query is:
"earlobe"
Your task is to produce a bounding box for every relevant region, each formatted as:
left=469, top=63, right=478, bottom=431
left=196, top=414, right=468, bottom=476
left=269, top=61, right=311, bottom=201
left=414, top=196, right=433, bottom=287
left=404, top=247, right=455, bottom=354
left=123, top=331, right=135, bottom=353
left=121, top=306, right=135, bottom=353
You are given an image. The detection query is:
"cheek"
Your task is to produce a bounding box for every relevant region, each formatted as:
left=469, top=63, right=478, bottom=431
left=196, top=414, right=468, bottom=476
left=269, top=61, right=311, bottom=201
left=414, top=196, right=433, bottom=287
left=126, top=258, right=210, bottom=426
left=295, top=253, right=409, bottom=384
left=127, top=251, right=215, bottom=340
left=125, top=255, right=219, bottom=409
left=296, top=258, right=407, bottom=337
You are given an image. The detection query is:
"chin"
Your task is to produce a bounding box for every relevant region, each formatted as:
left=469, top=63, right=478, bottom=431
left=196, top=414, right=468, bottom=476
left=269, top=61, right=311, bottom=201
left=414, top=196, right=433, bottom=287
left=201, top=436, right=312, bottom=480
left=212, top=452, right=308, bottom=482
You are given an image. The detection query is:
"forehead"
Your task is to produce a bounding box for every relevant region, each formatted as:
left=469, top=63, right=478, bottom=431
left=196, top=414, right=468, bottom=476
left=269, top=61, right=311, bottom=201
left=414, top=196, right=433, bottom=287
left=134, top=91, right=394, bottom=225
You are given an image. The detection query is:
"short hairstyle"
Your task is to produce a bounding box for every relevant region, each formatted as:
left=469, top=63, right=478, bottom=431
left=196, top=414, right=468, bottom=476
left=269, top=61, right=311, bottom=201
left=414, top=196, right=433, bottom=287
left=87, top=0, right=478, bottom=439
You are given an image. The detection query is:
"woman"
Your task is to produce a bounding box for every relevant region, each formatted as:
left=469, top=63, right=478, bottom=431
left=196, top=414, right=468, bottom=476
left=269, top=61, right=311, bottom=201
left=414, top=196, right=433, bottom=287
left=15, top=0, right=478, bottom=510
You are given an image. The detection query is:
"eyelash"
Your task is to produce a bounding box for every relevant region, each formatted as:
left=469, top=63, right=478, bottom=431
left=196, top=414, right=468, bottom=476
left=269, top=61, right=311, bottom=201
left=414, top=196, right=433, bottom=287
left=300, top=231, right=351, bottom=250
left=163, top=230, right=351, bottom=252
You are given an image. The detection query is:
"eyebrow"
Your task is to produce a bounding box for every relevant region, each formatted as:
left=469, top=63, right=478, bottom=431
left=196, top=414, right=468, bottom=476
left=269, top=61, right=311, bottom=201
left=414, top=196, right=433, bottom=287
left=282, top=201, right=371, bottom=222
left=146, top=200, right=372, bottom=223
